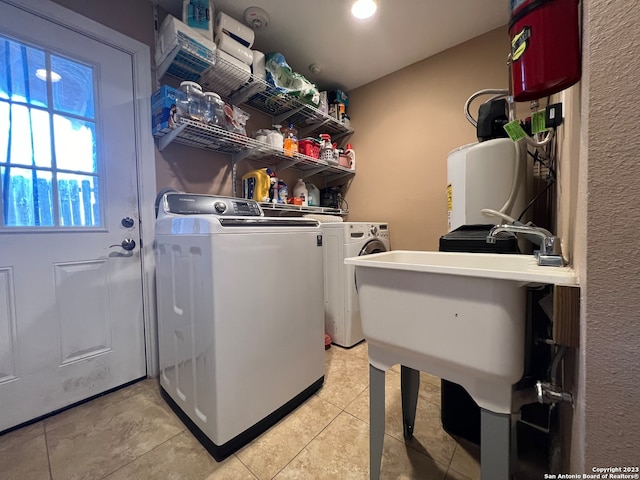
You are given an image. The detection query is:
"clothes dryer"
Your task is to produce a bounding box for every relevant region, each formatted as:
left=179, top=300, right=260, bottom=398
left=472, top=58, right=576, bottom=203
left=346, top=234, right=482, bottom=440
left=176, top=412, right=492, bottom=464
left=320, top=222, right=390, bottom=347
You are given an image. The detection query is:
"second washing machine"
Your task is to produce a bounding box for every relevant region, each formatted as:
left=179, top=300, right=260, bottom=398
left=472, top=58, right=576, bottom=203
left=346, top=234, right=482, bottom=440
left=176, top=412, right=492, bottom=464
left=321, top=222, right=391, bottom=347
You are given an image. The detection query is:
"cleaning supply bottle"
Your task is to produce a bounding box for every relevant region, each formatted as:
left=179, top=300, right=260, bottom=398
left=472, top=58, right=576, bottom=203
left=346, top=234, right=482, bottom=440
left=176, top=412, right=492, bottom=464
left=282, top=123, right=298, bottom=157
left=268, top=170, right=278, bottom=203
left=293, top=178, right=308, bottom=206
left=345, top=143, right=356, bottom=170
left=241, top=169, right=271, bottom=202
left=277, top=179, right=288, bottom=204
left=306, top=183, right=320, bottom=206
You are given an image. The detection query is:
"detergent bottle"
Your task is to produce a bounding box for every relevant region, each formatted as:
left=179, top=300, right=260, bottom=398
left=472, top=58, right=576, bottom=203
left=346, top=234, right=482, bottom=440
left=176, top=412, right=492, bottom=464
left=277, top=179, right=288, bottom=204
left=345, top=143, right=356, bottom=170
left=306, top=183, right=320, bottom=206
left=242, top=169, right=270, bottom=202
left=293, top=178, right=308, bottom=206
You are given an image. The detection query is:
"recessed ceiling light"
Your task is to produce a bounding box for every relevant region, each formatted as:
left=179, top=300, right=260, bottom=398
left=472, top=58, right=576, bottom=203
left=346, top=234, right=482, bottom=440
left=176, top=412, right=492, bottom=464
left=351, top=0, right=377, bottom=19
left=35, top=69, right=61, bottom=82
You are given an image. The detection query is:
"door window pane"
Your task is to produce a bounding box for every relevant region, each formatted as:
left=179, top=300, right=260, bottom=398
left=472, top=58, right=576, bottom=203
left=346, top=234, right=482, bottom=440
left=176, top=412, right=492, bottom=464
left=51, top=55, right=94, bottom=119
left=0, top=36, right=48, bottom=106
left=57, top=173, right=99, bottom=227
left=54, top=115, right=96, bottom=173
left=0, top=102, right=52, bottom=168
left=1, top=167, right=53, bottom=226
left=0, top=37, right=101, bottom=229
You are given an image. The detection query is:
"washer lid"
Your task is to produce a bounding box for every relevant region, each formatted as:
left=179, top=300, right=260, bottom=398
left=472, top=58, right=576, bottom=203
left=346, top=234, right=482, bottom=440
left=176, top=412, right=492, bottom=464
left=219, top=218, right=319, bottom=227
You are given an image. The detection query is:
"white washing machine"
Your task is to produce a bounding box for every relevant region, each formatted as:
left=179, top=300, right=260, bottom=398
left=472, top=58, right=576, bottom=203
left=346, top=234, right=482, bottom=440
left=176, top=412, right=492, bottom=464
left=155, top=193, right=325, bottom=460
left=320, top=222, right=391, bottom=347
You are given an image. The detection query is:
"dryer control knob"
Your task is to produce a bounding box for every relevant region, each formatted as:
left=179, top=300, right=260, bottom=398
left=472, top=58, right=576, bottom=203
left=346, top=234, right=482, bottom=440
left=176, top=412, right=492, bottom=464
left=214, top=201, right=227, bottom=214
left=370, top=226, right=378, bottom=235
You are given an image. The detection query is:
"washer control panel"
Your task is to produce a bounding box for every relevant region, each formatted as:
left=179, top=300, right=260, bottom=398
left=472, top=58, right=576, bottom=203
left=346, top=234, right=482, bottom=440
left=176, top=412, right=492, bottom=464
left=163, top=193, right=263, bottom=216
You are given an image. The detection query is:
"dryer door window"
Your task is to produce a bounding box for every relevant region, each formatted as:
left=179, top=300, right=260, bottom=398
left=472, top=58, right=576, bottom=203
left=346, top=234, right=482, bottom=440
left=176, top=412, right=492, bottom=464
left=359, top=239, right=387, bottom=256
left=355, top=239, right=388, bottom=293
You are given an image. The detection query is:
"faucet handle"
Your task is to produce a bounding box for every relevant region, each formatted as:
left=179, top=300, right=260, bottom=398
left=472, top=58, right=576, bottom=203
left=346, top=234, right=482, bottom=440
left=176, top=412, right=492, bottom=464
left=537, top=236, right=564, bottom=266
left=543, top=236, right=562, bottom=256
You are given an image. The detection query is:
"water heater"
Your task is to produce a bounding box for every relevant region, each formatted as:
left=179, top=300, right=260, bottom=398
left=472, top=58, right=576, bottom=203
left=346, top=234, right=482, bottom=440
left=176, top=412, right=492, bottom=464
left=447, top=138, right=525, bottom=232
left=509, top=0, right=581, bottom=101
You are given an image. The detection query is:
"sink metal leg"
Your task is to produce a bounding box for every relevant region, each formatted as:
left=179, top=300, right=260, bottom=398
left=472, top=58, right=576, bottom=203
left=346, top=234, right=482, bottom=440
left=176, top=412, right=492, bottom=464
left=480, top=409, right=516, bottom=480
left=370, top=364, right=385, bottom=480
left=400, top=365, right=420, bottom=439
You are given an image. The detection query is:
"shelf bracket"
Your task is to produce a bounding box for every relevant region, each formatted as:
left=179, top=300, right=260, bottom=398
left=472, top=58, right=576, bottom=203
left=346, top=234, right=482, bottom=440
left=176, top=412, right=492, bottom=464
left=231, top=147, right=255, bottom=164
left=332, top=130, right=354, bottom=144
left=301, top=165, right=331, bottom=178
left=325, top=171, right=356, bottom=184
left=299, top=118, right=331, bottom=138
left=276, top=159, right=299, bottom=171
left=274, top=105, right=305, bottom=126
left=157, top=122, right=188, bottom=151
left=229, top=80, right=265, bottom=106
left=232, top=160, right=238, bottom=197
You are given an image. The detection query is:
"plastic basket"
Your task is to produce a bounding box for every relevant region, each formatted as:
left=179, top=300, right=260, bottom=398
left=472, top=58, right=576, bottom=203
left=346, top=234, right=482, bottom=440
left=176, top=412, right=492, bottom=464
left=320, top=148, right=338, bottom=164
left=299, top=139, right=320, bottom=158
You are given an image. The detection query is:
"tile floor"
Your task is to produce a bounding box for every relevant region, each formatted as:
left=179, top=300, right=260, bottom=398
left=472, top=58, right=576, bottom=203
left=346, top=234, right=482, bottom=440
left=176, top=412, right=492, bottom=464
left=0, top=342, right=546, bottom=480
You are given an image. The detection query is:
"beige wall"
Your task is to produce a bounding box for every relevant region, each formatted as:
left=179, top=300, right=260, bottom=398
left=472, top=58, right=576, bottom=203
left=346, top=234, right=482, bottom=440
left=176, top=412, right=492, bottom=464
left=51, top=0, right=154, bottom=48
left=568, top=0, right=640, bottom=470
left=44, top=0, right=640, bottom=469
left=346, top=27, right=510, bottom=250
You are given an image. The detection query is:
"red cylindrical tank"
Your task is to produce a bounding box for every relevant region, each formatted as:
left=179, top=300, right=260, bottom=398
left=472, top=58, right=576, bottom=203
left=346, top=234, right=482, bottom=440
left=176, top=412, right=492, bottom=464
left=509, top=0, right=581, bottom=102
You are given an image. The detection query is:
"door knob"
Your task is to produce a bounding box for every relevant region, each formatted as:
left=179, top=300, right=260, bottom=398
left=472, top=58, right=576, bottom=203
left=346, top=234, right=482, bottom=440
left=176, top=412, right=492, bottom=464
left=121, top=217, right=135, bottom=228
left=109, top=239, right=136, bottom=251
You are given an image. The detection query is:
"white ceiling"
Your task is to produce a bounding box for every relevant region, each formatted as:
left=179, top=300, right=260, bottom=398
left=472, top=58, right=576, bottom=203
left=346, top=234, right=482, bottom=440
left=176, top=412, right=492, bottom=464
left=159, top=0, right=509, bottom=91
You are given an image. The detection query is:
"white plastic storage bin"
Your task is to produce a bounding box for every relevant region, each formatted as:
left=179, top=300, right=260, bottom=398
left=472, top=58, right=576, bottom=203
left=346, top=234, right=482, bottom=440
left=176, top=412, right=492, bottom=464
left=155, top=14, right=217, bottom=81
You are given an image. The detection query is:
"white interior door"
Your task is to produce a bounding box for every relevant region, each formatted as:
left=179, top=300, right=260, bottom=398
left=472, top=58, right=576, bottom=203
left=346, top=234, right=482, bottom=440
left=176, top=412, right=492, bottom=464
left=0, top=1, right=147, bottom=431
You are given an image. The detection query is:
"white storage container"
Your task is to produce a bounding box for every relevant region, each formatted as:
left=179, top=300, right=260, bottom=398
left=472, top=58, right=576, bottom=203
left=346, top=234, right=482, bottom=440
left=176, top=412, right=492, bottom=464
left=182, top=0, right=215, bottom=43
left=446, top=138, right=526, bottom=232
left=155, top=14, right=217, bottom=81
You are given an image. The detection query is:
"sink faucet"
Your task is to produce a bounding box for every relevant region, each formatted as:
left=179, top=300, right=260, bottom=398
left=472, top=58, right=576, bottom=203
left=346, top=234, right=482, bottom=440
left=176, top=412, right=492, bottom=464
left=486, top=224, right=565, bottom=266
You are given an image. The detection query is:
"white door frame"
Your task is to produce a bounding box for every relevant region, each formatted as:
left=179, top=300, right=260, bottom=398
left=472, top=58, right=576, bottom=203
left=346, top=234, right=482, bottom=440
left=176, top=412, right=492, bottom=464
left=1, top=0, right=160, bottom=375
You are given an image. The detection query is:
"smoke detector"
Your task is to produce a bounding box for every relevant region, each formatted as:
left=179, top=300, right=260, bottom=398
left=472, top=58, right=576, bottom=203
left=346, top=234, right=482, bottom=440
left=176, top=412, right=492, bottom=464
left=244, top=6, right=269, bottom=30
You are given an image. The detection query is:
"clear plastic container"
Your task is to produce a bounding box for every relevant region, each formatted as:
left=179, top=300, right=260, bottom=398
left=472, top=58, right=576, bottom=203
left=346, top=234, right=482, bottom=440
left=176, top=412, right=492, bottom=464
left=177, top=81, right=204, bottom=122
left=202, top=91, right=225, bottom=127
left=267, top=124, right=284, bottom=148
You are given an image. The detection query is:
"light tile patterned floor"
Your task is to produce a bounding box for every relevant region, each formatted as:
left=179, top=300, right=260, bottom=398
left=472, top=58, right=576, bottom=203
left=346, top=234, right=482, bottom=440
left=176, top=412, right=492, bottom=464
left=0, top=342, right=545, bottom=480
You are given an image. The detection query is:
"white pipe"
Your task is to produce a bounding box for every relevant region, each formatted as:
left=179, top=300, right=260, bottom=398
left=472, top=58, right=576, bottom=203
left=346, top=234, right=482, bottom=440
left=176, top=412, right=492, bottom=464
left=523, top=129, right=554, bottom=148
left=464, top=88, right=510, bottom=128
left=502, top=140, right=524, bottom=215
left=480, top=208, right=517, bottom=224
left=482, top=139, right=525, bottom=221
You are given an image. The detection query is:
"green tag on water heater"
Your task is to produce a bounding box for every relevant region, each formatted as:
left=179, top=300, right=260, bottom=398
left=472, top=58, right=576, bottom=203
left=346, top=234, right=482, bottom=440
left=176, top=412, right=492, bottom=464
left=503, top=120, right=527, bottom=142
left=532, top=111, right=546, bottom=134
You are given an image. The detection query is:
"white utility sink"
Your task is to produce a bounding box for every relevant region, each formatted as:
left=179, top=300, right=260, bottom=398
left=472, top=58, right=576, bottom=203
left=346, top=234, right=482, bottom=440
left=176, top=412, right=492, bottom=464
left=345, top=250, right=577, bottom=413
